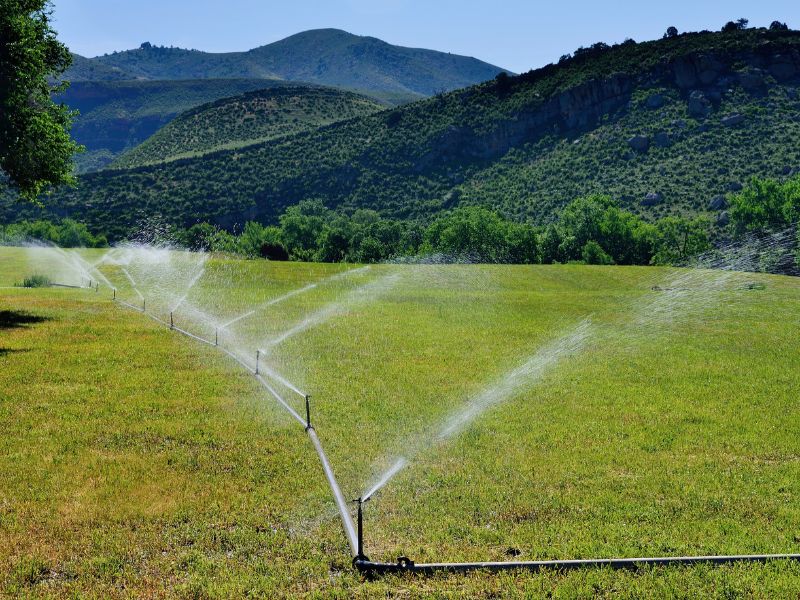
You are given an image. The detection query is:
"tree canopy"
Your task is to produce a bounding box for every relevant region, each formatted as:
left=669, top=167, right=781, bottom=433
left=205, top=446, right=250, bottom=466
left=0, top=0, right=81, bottom=200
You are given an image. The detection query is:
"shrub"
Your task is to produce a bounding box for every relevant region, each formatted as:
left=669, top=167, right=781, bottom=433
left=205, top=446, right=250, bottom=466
left=19, top=274, right=51, bottom=288
left=582, top=240, right=614, bottom=264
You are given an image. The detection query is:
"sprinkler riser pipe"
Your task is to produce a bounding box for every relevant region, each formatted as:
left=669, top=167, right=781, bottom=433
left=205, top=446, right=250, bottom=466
left=255, top=350, right=260, bottom=375
left=305, top=395, right=312, bottom=429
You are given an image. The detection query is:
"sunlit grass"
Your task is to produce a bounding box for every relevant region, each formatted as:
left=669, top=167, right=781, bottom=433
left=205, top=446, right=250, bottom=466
left=1, top=246, right=799, bottom=597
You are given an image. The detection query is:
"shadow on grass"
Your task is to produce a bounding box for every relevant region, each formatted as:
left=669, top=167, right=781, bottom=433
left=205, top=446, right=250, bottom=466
left=0, top=348, right=30, bottom=357
left=0, top=310, right=50, bottom=330
left=0, top=310, right=50, bottom=356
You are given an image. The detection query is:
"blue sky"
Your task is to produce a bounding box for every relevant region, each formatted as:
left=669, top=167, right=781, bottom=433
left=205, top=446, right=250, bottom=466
left=54, top=0, right=798, bottom=73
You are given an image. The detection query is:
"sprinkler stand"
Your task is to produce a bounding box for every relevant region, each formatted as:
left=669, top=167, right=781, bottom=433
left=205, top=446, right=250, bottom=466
left=353, top=497, right=369, bottom=563
left=305, top=395, right=312, bottom=430
left=255, top=350, right=260, bottom=375
left=142, top=298, right=146, bottom=312
left=170, top=312, right=174, bottom=329
left=113, top=288, right=116, bottom=300
left=215, top=329, right=218, bottom=346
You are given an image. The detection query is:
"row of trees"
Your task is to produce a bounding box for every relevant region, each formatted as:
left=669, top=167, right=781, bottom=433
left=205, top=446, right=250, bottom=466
left=174, top=196, right=710, bottom=266
left=0, top=218, right=108, bottom=248
left=6, top=176, right=796, bottom=269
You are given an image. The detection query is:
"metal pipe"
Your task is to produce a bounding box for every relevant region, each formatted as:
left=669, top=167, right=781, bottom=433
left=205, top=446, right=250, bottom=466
left=354, top=553, right=800, bottom=576
left=170, top=312, right=174, bottom=329
left=255, top=349, right=260, bottom=375
left=305, top=395, right=312, bottom=430
left=215, top=329, right=218, bottom=346
left=143, top=298, right=146, bottom=312
left=353, top=497, right=369, bottom=562
left=307, top=426, right=359, bottom=556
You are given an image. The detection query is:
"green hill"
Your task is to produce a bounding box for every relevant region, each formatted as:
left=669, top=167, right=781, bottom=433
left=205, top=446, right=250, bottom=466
left=64, top=53, right=134, bottom=81
left=68, top=29, right=507, bottom=97
left=113, top=87, right=387, bottom=168
left=57, top=79, right=295, bottom=172
left=9, top=27, right=800, bottom=240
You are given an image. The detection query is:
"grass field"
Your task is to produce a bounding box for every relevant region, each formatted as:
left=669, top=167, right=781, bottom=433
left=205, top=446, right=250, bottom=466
left=2, top=245, right=800, bottom=598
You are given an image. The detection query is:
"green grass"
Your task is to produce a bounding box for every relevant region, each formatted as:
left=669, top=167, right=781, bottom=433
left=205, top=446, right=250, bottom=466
left=1, top=246, right=800, bottom=597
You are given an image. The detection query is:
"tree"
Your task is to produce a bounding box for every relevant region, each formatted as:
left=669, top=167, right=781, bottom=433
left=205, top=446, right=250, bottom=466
left=582, top=240, right=614, bottom=265
left=722, top=18, right=749, bottom=32
left=729, top=176, right=800, bottom=235
left=651, top=217, right=710, bottom=265
left=279, top=199, right=330, bottom=259
left=664, top=26, right=679, bottom=39
left=769, top=21, right=789, bottom=31
left=0, top=0, right=82, bottom=200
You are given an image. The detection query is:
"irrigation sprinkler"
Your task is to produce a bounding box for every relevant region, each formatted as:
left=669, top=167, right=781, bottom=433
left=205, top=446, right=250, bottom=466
left=95, top=283, right=99, bottom=293
left=142, top=298, right=146, bottom=312
left=113, top=288, right=116, bottom=300
left=215, top=329, right=218, bottom=346
left=255, top=350, right=260, bottom=375
left=170, top=312, right=174, bottom=330
left=352, top=497, right=370, bottom=563
left=305, top=395, right=312, bottom=430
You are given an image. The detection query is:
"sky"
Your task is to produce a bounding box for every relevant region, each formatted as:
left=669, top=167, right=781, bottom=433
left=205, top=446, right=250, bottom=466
left=53, top=0, right=799, bottom=74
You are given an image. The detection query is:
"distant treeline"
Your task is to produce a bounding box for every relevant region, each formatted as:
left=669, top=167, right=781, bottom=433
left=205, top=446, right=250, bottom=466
left=0, top=218, right=108, bottom=248
left=3, top=176, right=797, bottom=269
left=175, top=196, right=710, bottom=266
left=176, top=174, right=799, bottom=268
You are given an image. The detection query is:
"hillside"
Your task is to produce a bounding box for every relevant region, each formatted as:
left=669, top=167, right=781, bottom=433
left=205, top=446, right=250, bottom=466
left=10, top=27, right=800, bottom=239
left=57, top=79, right=294, bottom=172
left=113, top=87, right=386, bottom=168
left=64, top=53, right=134, bottom=81
left=66, top=29, right=507, bottom=97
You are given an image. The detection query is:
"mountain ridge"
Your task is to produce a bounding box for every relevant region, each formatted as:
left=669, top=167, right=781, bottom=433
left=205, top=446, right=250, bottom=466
left=65, top=28, right=508, bottom=96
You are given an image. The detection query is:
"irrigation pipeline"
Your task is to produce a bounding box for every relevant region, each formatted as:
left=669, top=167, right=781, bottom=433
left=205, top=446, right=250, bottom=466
left=110, top=290, right=800, bottom=577
left=111, top=294, right=359, bottom=557
left=353, top=554, right=800, bottom=575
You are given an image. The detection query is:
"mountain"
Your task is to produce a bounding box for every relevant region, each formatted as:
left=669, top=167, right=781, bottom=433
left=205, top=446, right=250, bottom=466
left=10, top=27, right=800, bottom=240
left=113, top=86, right=387, bottom=168
left=69, top=29, right=508, bottom=96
